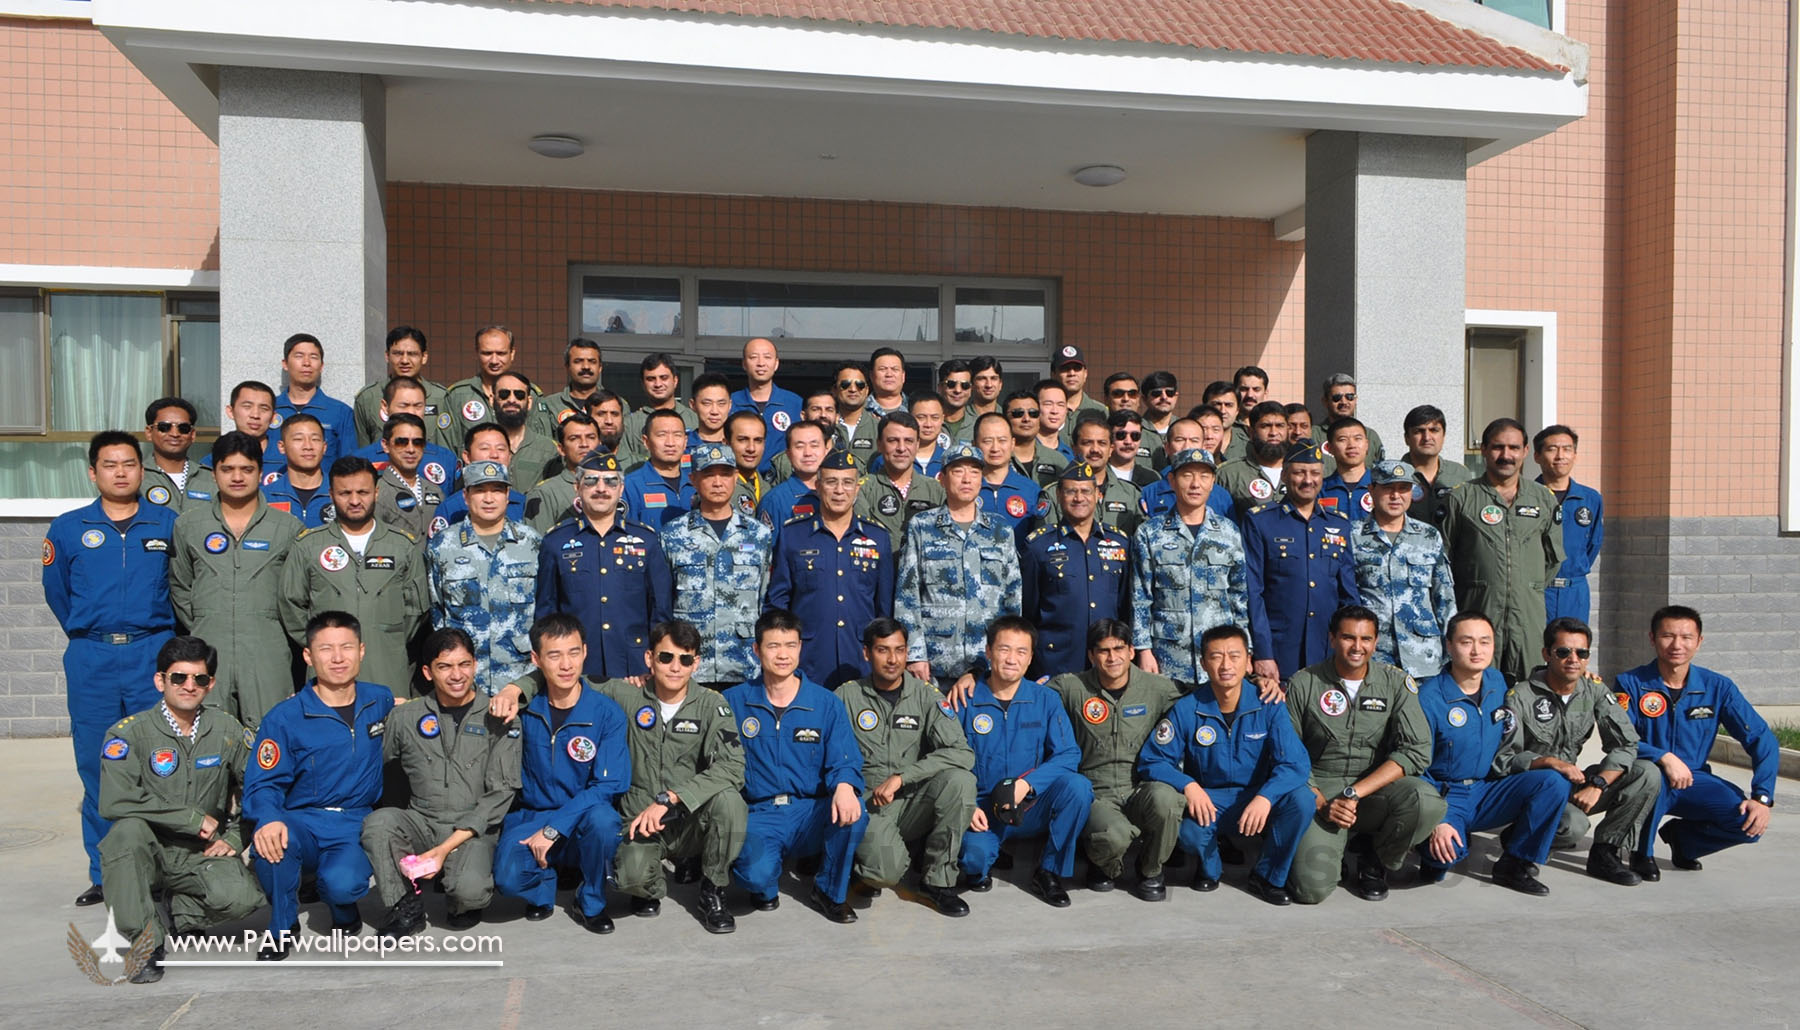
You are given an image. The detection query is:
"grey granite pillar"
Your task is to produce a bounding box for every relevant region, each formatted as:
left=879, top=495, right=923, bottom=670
left=1305, top=131, right=1467, bottom=454
left=217, top=68, right=386, bottom=419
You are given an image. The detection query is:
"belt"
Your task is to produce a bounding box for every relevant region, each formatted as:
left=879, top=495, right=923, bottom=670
left=758, top=793, right=824, bottom=806
left=74, top=630, right=161, bottom=645
left=1551, top=577, right=1570, bottom=588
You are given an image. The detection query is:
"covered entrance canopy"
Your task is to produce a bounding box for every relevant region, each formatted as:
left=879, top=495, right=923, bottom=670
left=95, top=0, right=1587, bottom=445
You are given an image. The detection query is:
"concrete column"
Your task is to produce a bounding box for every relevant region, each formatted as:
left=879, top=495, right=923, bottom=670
left=217, top=68, right=386, bottom=419
left=1304, top=131, right=1467, bottom=456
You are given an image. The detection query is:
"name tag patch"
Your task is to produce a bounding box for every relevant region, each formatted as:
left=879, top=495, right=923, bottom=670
left=671, top=719, right=701, bottom=734
left=143, top=538, right=170, bottom=552
left=1687, top=705, right=1715, bottom=720
left=1358, top=696, right=1387, bottom=712
left=195, top=754, right=222, bottom=768
left=894, top=714, right=920, bottom=731
left=364, top=556, right=396, bottom=570
left=792, top=727, right=821, bottom=743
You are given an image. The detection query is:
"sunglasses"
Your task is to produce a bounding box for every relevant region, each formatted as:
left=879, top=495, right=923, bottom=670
left=390, top=436, right=425, bottom=447
left=1329, top=392, right=1357, bottom=403
left=166, top=672, right=214, bottom=687
left=578, top=474, right=623, bottom=488
left=496, top=389, right=530, bottom=400
left=1007, top=408, right=1040, bottom=419
left=153, top=421, right=195, bottom=434
left=943, top=380, right=971, bottom=390
left=837, top=379, right=867, bottom=390
left=1551, top=646, right=1592, bottom=660
left=1109, top=389, right=1140, bottom=398
left=1113, top=430, right=1142, bottom=441
left=655, top=651, right=697, bottom=667
left=1148, top=388, right=1178, bottom=398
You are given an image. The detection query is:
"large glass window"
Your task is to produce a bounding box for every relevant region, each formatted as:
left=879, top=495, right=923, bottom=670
left=572, top=268, right=1056, bottom=379
left=578, top=276, right=682, bottom=337
left=0, top=290, right=218, bottom=499
left=698, top=280, right=938, bottom=342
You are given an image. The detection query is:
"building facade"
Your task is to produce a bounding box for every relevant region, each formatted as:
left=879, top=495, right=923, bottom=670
left=0, top=0, right=1795, bottom=735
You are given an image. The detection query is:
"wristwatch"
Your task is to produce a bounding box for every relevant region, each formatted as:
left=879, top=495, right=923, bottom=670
left=654, top=790, right=678, bottom=808
left=540, top=825, right=560, bottom=842
left=1339, top=786, right=1359, bottom=801
left=1585, top=772, right=1609, bottom=791
left=1752, top=792, right=1774, bottom=807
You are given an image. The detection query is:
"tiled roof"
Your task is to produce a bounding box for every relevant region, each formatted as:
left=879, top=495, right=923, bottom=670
left=516, top=0, right=1563, bottom=73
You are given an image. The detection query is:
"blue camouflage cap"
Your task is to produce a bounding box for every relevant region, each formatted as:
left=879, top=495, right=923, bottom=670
left=689, top=442, right=735, bottom=473
left=940, top=439, right=982, bottom=468
left=819, top=449, right=860, bottom=472
left=463, top=460, right=510, bottom=488
left=1286, top=441, right=1326, bottom=466
left=1369, top=459, right=1418, bottom=486
left=1168, top=448, right=1218, bottom=472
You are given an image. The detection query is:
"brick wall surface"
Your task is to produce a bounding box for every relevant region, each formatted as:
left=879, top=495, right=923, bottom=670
left=0, top=519, right=70, bottom=738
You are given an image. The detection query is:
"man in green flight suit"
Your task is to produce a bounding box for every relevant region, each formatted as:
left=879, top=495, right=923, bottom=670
left=99, top=635, right=267, bottom=983
left=838, top=617, right=977, bottom=917
left=170, top=432, right=304, bottom=729
left=1440, top=418, right=1565, bottom=681
left=279, top=456, right=429, bottom=696
left=362, top=627, right=520, bottom=938
left=1047, top=620, right=1186, bottom=901
left=1285, top=605, right=1445, bottom=905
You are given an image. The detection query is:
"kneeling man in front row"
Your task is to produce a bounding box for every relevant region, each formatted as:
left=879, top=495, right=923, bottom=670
left=1138, top=624, right=1313, bottom=904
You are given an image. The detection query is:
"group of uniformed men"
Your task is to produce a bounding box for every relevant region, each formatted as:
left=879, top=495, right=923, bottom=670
left=45, top=329, right=1779, bottom=984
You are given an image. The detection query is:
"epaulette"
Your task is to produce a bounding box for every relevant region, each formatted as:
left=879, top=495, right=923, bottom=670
left=1025, top=526, right=1051, bottom=543
left=295, top=526, right=322, bottom=540
left=782, top=512, right=811, bottom=526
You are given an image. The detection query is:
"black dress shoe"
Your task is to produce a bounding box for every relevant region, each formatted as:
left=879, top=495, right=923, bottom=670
left=75, top=883, right=105, bottom=907
left=1191, top=872, right=1220, bottom=892
left=962, top=872, right=992, bottom=893
left=1492, top=855, right=1550, bottom=896
left=1585, top=844, right=1641, bottom=886
left=697, top=879, right=736, bottom=934
left=919, top=883, right=970, bottom=917
left=524, top=904, right=556, bottom=921
left=376, top=895, right=426, bottom=940
left=446, top=908, right=484, bottom=930
left=1659, top=825, right=1703, bottom=870
left=631, top=895, right=661, bottom=918
left=1630, top=852, right=1661, bottom=882
left=671, top=857, right=702, bottom=885
left=1351, top=857, right=1389, bottom=901
left=808, top=885, right=857, bottom=924
left=1029, top=868, right=1071, bottom=908
left=129, top=946, right=165, bottom=984
left=257, top=923, right=299, bottom=961
left=753, top=893, right=780, bottom=912
left=1084, top=866, right=1116, bottom=893
left=583, top=911, right=615, bottom=934
left=1131, top=873, right=1167, bottom=902
left=1246, top=872, right=1292, bottom=906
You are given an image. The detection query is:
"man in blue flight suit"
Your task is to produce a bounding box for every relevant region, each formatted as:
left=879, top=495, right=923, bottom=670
left=260, top=414, right=336, bottom=527
left=1138, top=624, right=1313, bottom=903
left=622, top=409, right=695, bottom=529
left=1533, top=425, right=1604, bottom=622
left=954, top=616, right=1091, bottom=908
left=1414, top=611, right=1565, bottom=895
left=731, top=337, right=804, bottom=473
left=1318, top=417, right=1375, bottom=519
left=1617, top=605, right=1777, bottom=879
left=973, top=412, right=1047, bottom=540
left=724, top=609, right=869, bottom=923
left=352, top=380, right=460, bottom=486
left=1020, top=462, right=1131, bottom=678
left=757, top=419, right=829, bottom=526
left=1244, top=442, right=1359, bottom=690
left=765, top=449, right=894, bottom=688
left=272, top=333, right=356, bottom=470
left=244, top=611, right=395, bottom=957
left=493, top=614, right=631, bottom=933
left=42, top=430, right=179, bottom=906
left=530, top=451, right=672, bottom=684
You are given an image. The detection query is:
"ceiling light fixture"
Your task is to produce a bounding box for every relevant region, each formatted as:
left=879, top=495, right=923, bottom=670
left=528, top=134, right=585, bottom=159
left=1072, top=164, right=1126, bottom=187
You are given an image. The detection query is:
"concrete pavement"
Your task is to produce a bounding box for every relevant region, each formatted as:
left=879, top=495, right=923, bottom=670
left=3, top=736, right=1796, bottom=1029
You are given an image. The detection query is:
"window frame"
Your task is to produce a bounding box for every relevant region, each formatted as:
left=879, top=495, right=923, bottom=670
left=568, top=264, right=1059, bottom=369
